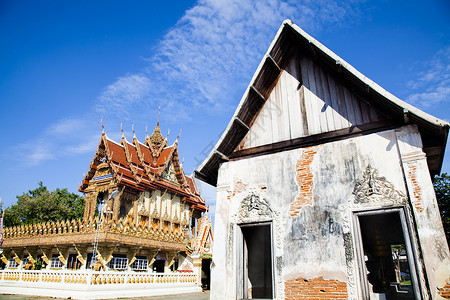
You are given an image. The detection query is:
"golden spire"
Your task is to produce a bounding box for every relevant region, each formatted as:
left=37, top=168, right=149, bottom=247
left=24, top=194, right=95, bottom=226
left=157, top=106, right=160, bottom=126
left=175, top=129, right=182, bottom=143
left=101, top=116, right=105, bottom=135
left=120, top=122, right=124, bottom=138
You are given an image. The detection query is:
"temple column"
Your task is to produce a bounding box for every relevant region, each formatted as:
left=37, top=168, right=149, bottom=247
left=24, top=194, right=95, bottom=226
left=11, top=249, right=23, bottom=270
left=192, top=255, right=203, bottom=285
left=112, top=188, right=125, bottom=221
left=112, top=195, right=121, bottom=221
left=166, top=251, right=178, bottom=271
left=147, top=250, right=159, bottom=272
left=56, top=246, right=69, bottom=270
left=89, top=192, right=98, bottom=221
left=133, top=194, right=139, bottom=226
left=83, top=194, right=91, bottom=221
left=40, top=247, right=52, bottom=270
left=147, top=191, right=153, bottom=229
left=75, top=245, right=88, bottom=270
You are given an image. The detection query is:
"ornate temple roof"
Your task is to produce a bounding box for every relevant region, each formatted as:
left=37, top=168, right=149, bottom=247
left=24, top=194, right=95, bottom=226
left=79, top=124, right=206, bottom=211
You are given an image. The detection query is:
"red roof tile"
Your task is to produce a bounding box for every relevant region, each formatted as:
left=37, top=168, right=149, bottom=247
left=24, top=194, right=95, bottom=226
left=80, top=129, right=206, bottom=210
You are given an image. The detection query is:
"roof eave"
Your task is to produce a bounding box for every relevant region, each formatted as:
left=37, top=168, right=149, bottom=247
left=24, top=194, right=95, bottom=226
left=195, top=20, right=450, bottom=186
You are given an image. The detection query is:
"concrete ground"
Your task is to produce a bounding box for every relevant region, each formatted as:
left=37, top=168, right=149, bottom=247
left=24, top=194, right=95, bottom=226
left=0, top=291, right=210, bottom=300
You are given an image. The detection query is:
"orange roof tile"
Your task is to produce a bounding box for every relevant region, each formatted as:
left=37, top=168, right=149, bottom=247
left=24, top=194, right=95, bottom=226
left=80, top=127, right=206, bottom=211
left=156, top=146, right=174, bottom=166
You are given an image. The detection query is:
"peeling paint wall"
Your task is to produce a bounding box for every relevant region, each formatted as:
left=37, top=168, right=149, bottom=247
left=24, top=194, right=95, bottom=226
left=210, top=125, right=449, bottom=300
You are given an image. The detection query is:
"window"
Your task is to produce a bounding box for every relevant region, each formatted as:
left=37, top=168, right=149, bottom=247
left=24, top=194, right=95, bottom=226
left=119, top=205, right=127, bottom=219
left=108, top=256, right=128, bottom=270
left=86, top=253, right=94, bottom=269
left=354, top=208, right=421, bottom=299
left=50, top=255, right=63, bottom=269
left=8, top=257, right=18, bottom=268
left=67, top=254, right=81, bottom=270
left=131, top=257, right=148, bottom=271
left=170, top=259, right=179, bottom=272
left=238, top=222, right=273, bottom=299
left=152, top=260, right=165, bottom=273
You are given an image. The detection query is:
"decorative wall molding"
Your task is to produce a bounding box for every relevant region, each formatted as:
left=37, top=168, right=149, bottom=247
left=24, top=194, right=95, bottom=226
left=238, top=193, right=273, bottom=221
left=353, top=164, right=406, bottom=204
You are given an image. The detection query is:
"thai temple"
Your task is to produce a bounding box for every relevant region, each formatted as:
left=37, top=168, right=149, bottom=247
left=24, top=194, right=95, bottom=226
left=0, top=121, right=213, bottom=299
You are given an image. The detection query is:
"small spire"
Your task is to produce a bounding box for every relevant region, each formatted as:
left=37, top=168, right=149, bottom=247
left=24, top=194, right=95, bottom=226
left=164, top=128, right=170, bottom=140
left=175, top=129, right=182, bottom=143
left=145, top=126, right=149, bottom=139
left=157, top=106, right=161, bottom=126
left=101, top=116, right=105, bottom=135
left=132, top=123, right=136, bottom=138
left=120, top=122, right=124, bottom=138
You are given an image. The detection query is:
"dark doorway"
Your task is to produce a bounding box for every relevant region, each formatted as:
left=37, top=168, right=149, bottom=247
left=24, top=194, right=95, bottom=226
left=240, top=223, right=273, bottom=299
left=153, top=259, right=165, bottom=273
left=356, top=209, right=420, bottom=299
left=202, top=258, right=211, bottom=290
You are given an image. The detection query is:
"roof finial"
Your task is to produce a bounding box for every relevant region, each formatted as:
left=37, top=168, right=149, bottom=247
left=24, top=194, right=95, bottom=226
left=181, top=155, right=184, bottom=165
left=132, top=123, right=136, bottom=138
left=145, top=126, right=149, bottom=139
left=101, top=116, right=105, bottom=135
left=120, top=122, right=124, bottom=138
left=175, top=128, right=182, bottom=143
left=157, top=106, right=161, bottom=126
left=164, top=129, right=170, bottom=140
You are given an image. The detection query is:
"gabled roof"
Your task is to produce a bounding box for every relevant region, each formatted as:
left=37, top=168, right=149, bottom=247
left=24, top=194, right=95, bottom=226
left=195, top=20, right=449, bottom=186
left=79, top=125, right=205, bottom=210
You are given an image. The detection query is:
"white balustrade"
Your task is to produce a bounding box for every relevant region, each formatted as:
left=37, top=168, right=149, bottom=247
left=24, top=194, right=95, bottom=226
left=0, top=269, right=197, bottom=286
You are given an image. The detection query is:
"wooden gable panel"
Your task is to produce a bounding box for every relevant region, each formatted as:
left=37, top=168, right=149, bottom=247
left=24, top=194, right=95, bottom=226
left=236, top=54, right=387, bottom=151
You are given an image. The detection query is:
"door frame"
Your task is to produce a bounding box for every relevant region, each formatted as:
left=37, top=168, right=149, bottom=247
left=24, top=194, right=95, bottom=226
left=236, top=221, right=275, bottom=300
left=352, top=207, right=422, bottom=299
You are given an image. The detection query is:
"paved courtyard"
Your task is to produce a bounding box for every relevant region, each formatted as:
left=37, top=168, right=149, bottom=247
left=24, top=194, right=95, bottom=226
left=0, top=291, right=210, bottom=300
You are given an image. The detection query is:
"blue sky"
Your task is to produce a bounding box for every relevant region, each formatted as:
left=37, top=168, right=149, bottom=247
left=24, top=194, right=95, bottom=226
left=0, top=0, right=449, bottom=218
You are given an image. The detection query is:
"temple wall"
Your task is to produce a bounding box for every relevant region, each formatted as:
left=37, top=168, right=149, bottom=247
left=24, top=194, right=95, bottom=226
left=210, top=124, right=449, bottom=299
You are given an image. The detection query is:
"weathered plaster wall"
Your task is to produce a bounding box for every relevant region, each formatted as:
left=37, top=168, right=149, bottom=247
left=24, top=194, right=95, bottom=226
left=395, top=126, right=450, bottom=299
left=210, top=125, right=449, bottom=300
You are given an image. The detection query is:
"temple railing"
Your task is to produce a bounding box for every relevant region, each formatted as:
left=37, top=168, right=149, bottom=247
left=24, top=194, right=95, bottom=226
left=0, top=269, right=198, bottom=286
left=2, top=217, right=188, bottom=245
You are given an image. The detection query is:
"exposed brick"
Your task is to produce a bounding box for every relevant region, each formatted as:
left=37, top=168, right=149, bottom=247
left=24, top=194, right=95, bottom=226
left=439, top=280, right=450, bottom=299
left=406, top=162, right=424, bottom=213
left=289, top=146, right=322, bottom=216
left=285, top=276, right=348, bottom=299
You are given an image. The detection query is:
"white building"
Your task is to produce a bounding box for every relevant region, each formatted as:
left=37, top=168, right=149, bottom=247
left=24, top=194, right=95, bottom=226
left=196, top=20, right=449, bottom=299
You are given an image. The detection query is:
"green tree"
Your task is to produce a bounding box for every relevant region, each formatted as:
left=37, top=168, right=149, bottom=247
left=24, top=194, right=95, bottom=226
left=433, top=173, right=450, bottom=244
left=3, top=182, right=84, bottom=227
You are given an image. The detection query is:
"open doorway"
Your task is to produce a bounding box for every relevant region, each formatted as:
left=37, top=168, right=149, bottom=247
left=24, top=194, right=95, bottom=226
left=354, top=208, right=421, bottom=299
left=239, top=222, right=273, bottom=299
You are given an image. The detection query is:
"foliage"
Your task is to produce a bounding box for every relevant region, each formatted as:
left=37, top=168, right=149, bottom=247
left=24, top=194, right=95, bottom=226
left=3, top=182, right=84, bottom=227
left=34, top=260, right=43, bottom=270
left=433, top=173, right=450, bottom=244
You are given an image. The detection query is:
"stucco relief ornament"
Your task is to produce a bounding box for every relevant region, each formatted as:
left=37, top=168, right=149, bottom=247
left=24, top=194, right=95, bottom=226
left=238, top=193, right=273, bottom=220
left=353, top=164, right=406, bottom=204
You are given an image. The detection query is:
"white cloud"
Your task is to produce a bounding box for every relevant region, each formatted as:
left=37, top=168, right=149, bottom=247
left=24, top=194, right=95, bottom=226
left=12, top=116, right=101, bottom=166
left=96, top=74, right=151, bottom=118
left=406, top=47, right=450, bottom=107
left=97, top=0, right=363, bottom=120
left=17, top=140, right=56, bottom=166
left=47, top=118, right=87, bottom=135
left=65, top=134, right=100, bottom=155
